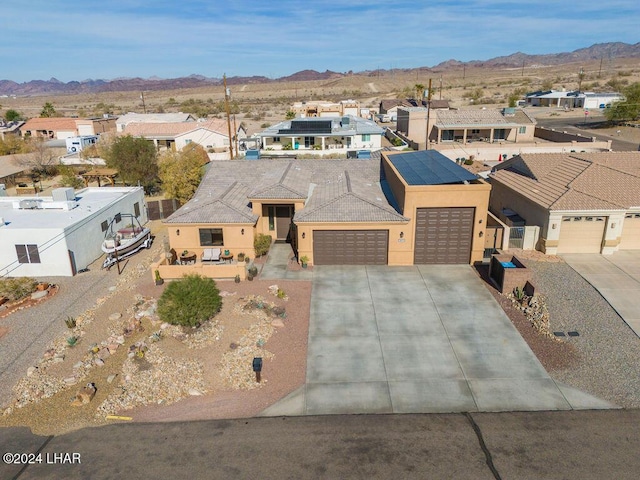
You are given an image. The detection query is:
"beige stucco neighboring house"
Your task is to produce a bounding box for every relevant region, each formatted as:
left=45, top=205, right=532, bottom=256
left=398, top=107, right=537, bottom=150
left=21, top=117, right=116, bottom=139
left=489, top=152, right=640, bottom=255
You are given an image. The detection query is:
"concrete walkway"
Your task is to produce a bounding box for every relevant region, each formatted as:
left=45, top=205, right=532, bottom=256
left=262, top=265, right=613, bottom=416
left=562, top=251, right=640, bottom=337
left=260, top=243, right=313, bottom=281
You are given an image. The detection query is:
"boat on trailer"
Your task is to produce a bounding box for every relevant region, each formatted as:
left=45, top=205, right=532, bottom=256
left=101, top=213, right=152, bottom=269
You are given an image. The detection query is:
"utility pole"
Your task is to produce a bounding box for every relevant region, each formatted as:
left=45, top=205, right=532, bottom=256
left=140, top=92, right=147, bottom=114
left=425, top=78, right=432, bottom=151
left=521, top=60, right=525, bottom=77
left=439, top=75, right=443, bottom=100
left=598, top=57, right=603, bottom=78
left=578, top=67, right=584, bottom=93
left=232, top=114, right=238, bottom=158
left=223, top=74, right=234, bottom=160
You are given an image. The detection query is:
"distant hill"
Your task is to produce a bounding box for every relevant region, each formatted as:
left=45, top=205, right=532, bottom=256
left=1, top=42, right=639, bottom=96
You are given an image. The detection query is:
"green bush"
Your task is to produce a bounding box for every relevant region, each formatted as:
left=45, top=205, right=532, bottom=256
left=0, top=277, right=38, bottom=301
left=464, top=159, right=474, bottom=165
left=254, top=233, right=272, bottom=257
left=157, top=274, right=222, bottom=328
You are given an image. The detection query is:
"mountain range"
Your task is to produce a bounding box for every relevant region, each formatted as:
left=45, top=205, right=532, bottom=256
left=1, top=42, right=639, bottom=96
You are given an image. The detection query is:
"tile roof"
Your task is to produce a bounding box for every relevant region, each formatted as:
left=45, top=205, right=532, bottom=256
left=122, top=119, right=228, bottom=137
left=165, top=159, right=408, bottom=225
left=22, top=117, right=79, bottom=132
left=490, top=152, right=640, bottom=211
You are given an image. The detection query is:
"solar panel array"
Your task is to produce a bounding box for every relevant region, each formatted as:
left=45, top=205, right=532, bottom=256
left=388, top=150, right=478, bottom=185
left=278, top=120, right=333, bottom=135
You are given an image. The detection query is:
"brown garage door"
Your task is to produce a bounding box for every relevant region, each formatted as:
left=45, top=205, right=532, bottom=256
left=414, top=207, right=474, bottom=264
left=620, top=213, right=640, bottom=250
left=313, top=230, right=388, bottom=265
left=557, top=216, right=606, bottom=254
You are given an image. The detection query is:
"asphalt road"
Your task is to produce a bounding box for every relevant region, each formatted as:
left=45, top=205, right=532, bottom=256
left=1, top=410, right=639, bottom=479
left=536, top=114, right=639, bottom=151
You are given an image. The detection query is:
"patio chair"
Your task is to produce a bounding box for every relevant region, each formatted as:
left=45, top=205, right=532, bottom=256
left=201, top=248, right=221, bottom=263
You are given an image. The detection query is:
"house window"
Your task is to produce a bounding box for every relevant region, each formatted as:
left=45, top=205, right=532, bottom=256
left=304, top=136, right=315, bottom=148
left=199, top=228, right=224, bottom=246
left=185, top=139, right=192, bottom=144
left=519, top=126, right=527, bottom=134
left=16, top=244, right=41, bottom=264
left=273, top=137, right=281, bottom=143
left=134, top=202, right=140, bottom=218
left=442, top=130, right=454, bottom=141
left=268, top=207, right=275, bottom=231
left=494, top=129, right=506, bottom=140
left=114, top=213, right=122, bottom=223
left=362, top=134, right=371, bottom=142
left=470, top=129, right=480, bottom=134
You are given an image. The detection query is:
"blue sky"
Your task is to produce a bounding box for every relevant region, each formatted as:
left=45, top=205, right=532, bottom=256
left=2, top=1, right=638, bottom=82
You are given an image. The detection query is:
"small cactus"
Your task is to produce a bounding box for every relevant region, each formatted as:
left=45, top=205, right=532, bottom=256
left=65, top=316, right=76, bottom=329
left=513, top=286, right=525, bottom=301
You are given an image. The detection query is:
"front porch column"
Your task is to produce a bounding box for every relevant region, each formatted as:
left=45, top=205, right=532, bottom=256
left=321, top=137, right=326, bottom=150
left=437, top=129, right=442, bottom=143
left=489, top=128, right=494, bottom=143
left=462, top=129, right=468, bottom=144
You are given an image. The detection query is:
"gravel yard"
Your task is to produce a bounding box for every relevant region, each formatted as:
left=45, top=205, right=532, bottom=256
left=478, top=251, right=640, bottom=409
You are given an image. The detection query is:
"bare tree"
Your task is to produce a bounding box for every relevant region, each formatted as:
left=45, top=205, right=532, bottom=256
left=15, top=138, right=60, bottom=175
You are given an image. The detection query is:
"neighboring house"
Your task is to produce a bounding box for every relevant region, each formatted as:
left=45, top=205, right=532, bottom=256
left=258, top=115, right=384, bottom=154
left=397, top=107, right=536, bottom=150
left=524, top=90, right=624, bottom=109
left=489, top=152, right=640, bottom=255
left=21, top=117, right=116, bottom=139
left=162, top=149, right=490, bottom=272
left=0, top=154, right=28, bottom=187
left=21, top=117, right=79, bottom=139
left=0, top=121, right=25, bottom=140
left=0, top=186, right=147, bottom=277
left=122, top=119, right=230, bottom=153
left=291, top=100, right=364, bottom=118
left=379, top=99, right=450, bottom=121
left=115, top=113, right=196, bottom=133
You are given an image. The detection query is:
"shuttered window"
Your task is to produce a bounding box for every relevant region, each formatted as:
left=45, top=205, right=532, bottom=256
left=15, top=244, right=41, bottom=264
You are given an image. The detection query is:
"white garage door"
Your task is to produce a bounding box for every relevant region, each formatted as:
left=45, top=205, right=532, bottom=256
left=620, top=213, right=640, bottom=250
left=557, top=216, right=606, bottom=254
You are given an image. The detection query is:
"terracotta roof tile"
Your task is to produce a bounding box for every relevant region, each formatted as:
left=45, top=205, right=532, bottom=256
left=22, top=117, right=79, bottom=131
left=491, top=152, right=640, bottom=211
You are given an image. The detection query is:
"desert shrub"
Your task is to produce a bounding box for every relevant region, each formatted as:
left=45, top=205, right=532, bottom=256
left=464, top=158, right=474, bottom=165
left=157, top=274, right=222, bottom=327
left=0, top=277, right=38, bottom=301
left=254, top=234, right=272, bottom=257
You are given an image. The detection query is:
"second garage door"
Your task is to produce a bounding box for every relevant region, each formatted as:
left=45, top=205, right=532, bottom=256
left=313, top=230, right=388, bottom=265
left=557, top=216, right=606, bottom=254
left=414, top=207, right=474, bottom=264
left=620, top=213, right=640, bottom=250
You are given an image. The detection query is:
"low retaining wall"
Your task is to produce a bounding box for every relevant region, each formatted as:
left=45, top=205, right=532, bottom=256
left=151, top=258, right=247, bottom=281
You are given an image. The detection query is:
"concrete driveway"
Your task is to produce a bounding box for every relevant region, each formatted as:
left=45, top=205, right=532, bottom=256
left=562, top=251, right=640, bottom=337
left=263, top=265, right=612, bottom=416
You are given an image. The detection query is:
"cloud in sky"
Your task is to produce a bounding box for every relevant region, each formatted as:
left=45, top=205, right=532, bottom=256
left=1, top=0, right=639, bottom=82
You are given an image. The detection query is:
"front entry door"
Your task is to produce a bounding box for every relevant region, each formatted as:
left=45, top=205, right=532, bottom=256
left=275, top=206, right=292, bottom=240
